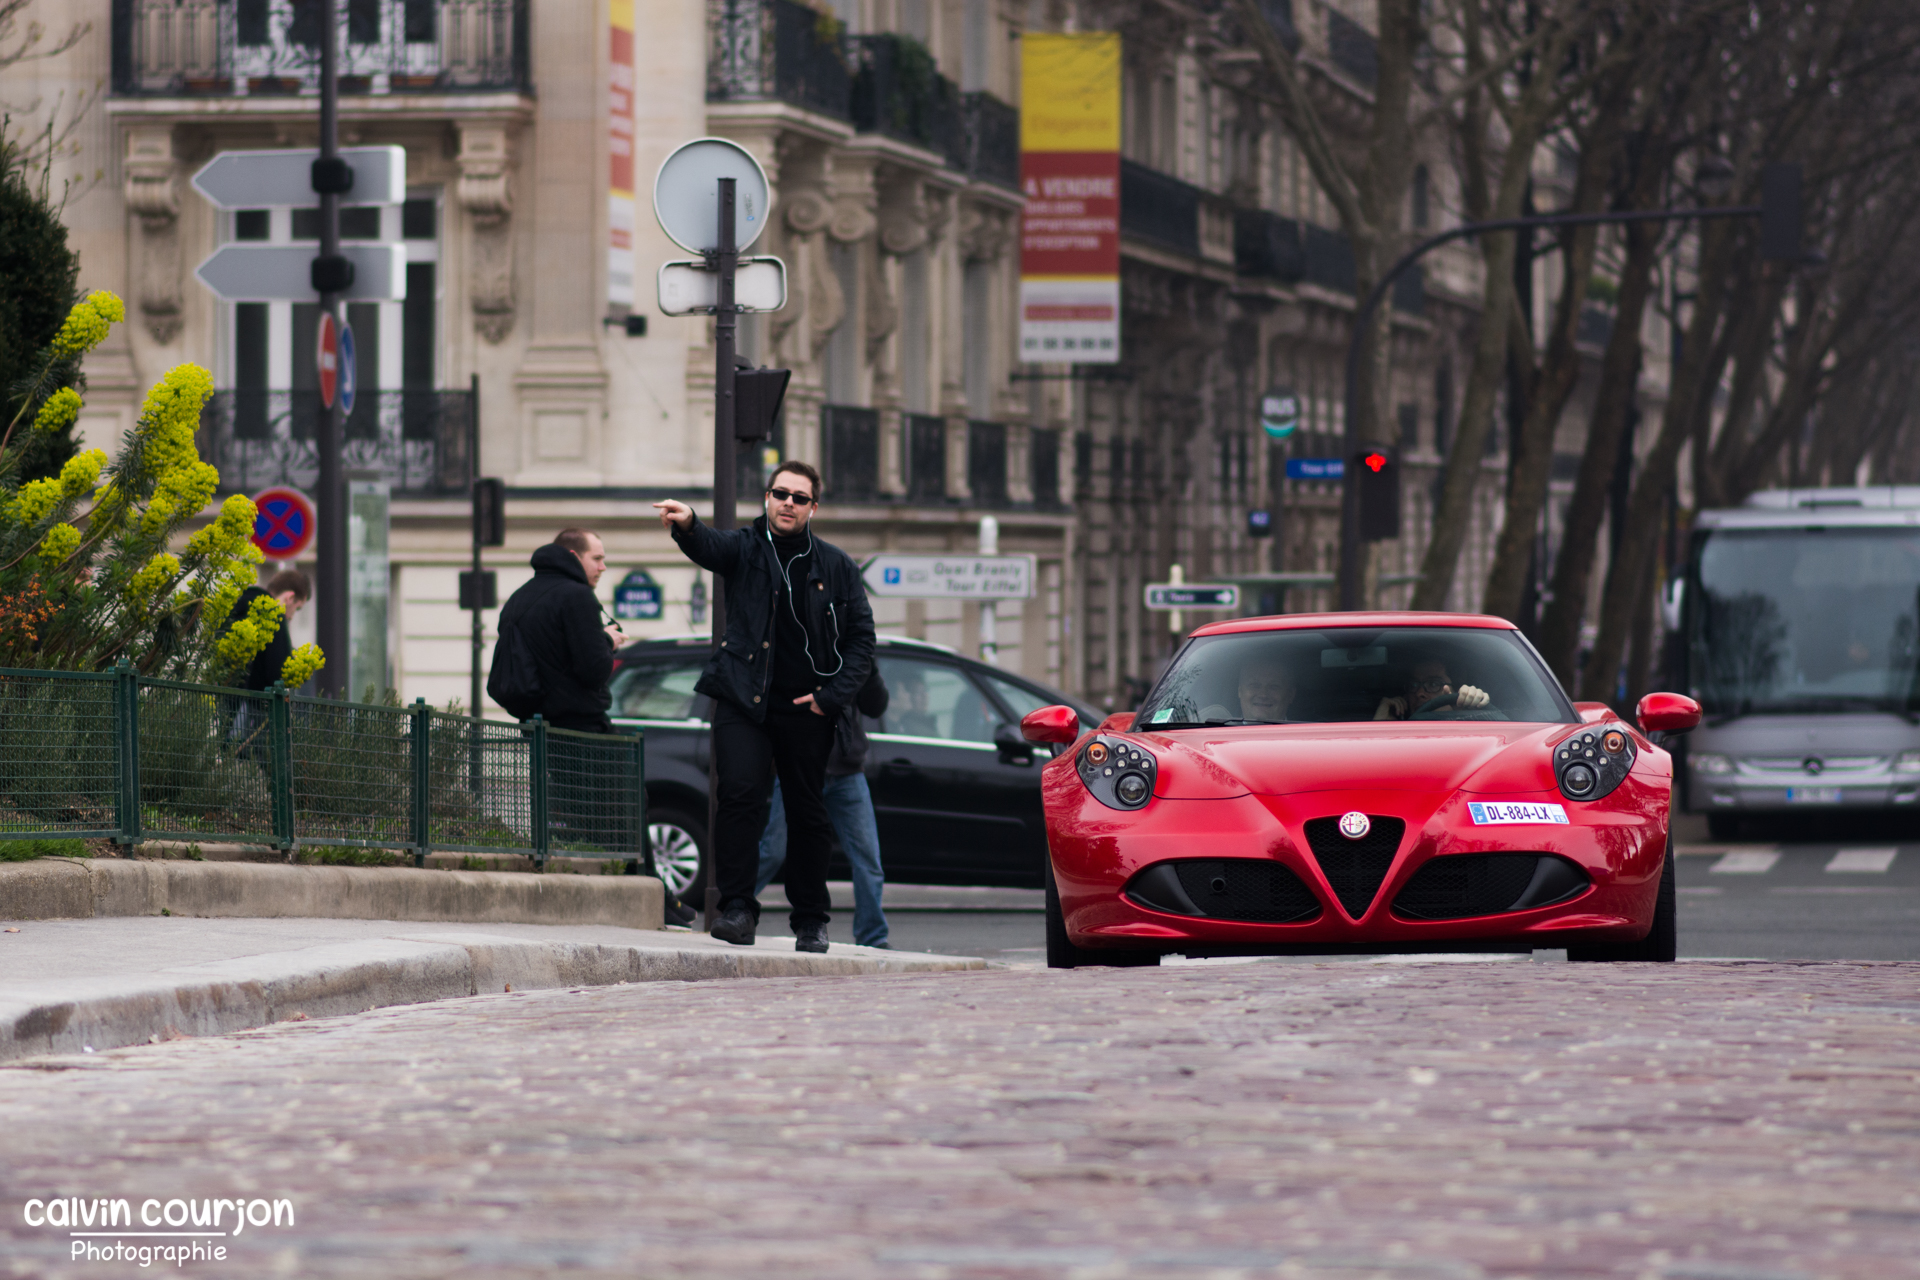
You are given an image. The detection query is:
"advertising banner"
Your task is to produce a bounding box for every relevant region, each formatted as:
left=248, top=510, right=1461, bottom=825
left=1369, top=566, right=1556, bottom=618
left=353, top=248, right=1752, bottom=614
left=608, top=0, right=636, bottom=310
left=1019, top=32, right=1121, bottom=363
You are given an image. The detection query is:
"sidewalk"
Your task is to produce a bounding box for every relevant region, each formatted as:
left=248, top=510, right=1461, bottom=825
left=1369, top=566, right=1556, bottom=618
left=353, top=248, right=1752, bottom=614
left=0, top=916, right=984, bottom=1062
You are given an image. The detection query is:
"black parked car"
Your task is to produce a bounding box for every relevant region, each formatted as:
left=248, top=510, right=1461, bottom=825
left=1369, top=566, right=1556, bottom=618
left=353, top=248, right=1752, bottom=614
left=609, top=635, right=1103, bottom=896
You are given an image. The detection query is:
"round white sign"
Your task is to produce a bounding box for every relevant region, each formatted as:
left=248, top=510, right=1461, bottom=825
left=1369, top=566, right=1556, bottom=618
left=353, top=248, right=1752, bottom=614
left=652, top=137, right=772, bottom=255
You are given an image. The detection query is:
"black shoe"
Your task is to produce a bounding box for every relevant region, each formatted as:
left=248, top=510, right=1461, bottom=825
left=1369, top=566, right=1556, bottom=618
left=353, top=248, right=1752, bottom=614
left=794, top=925, right=829, bottom=954
left=662, top=893, right=696, bottom=927
left=861, top=940, right=890, bottom=950
left=710, top=905, right=756, bottom=946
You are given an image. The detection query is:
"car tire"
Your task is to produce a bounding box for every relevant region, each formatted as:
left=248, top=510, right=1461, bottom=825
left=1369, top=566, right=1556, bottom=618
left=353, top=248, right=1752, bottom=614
left=1045, top=861, right=1158, bottom=969
left=1568, top=837, right=1676, bottom=963
left=1706, top=813, right=1742, bottom=841
left=647, top=807, right=708, bottom=905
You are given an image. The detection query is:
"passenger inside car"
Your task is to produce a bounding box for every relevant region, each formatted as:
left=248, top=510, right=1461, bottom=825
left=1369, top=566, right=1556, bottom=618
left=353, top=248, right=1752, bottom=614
left=1196, top=655, right=1299, bottom=723
left=1374, top=658, right=1493, bottom=720
left=889, top=669, right=943, bottom=738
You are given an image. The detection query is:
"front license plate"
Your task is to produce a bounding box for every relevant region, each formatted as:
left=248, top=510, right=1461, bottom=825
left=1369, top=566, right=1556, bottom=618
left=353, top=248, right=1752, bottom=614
left=1786, top=786, right=1842, bottom=804
left=1468, top=801, right=1570, bottom=825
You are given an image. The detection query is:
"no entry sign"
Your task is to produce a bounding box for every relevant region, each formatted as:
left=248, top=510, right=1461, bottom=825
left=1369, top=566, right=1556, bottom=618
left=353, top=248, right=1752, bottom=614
left=316, top=312, right=339, bottom=410
left=251, top=487, right=316, bottom=560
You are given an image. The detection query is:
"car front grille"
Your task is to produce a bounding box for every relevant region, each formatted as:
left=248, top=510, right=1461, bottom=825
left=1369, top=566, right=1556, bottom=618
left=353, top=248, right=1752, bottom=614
left=1125, top=858, right=1322, bottom=923
left=1391, top=853, right=1590, bottom=920
left=1303, top=815, right=1406, bottom=919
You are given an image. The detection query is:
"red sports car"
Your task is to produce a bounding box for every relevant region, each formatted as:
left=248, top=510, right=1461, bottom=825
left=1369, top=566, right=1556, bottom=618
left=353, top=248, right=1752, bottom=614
left=1020, top=613, right=1701, bottom=968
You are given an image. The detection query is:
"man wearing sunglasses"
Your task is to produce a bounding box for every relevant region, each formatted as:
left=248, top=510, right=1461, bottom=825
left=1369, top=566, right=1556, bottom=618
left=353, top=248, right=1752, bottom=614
left=1374, top=658, right=1492, bottom=720
left=653, top=462, right=875, bottom=953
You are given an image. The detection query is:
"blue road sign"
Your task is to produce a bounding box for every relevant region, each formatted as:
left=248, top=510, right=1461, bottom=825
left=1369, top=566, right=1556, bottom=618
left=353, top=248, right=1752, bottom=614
left=338, top=323, right=357, bottom=416
left=1286, top=457, right=1345, bottom=480
left=613, top=569, right=663, bottom=620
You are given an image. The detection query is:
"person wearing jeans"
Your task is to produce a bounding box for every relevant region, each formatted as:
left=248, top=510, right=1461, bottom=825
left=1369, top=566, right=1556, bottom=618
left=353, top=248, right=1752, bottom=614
left=754, top=664, right=892, bottom=947
left=755, top=774, right=890, bottom=948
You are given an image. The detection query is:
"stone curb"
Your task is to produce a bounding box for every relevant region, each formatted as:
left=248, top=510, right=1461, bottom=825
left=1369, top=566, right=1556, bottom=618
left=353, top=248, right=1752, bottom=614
left=0, top=932, right=986, bottom=1062
left=0, top=857, right=664, bottom=931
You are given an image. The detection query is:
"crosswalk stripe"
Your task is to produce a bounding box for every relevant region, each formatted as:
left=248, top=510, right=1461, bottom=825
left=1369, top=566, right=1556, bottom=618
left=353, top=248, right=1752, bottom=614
left=1710, top=850, right=1782, bottom=875
left=1827, top=848, right=1898, bottom=873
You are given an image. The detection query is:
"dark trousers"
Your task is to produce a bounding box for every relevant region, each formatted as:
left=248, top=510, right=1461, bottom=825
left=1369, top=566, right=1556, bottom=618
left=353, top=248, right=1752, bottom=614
left=712, top=697, right=837, bottom=929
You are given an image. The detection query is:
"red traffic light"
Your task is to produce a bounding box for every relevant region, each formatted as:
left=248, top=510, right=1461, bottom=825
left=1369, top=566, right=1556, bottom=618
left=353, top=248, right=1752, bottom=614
left=1364, top=451, right=1388, bottom=473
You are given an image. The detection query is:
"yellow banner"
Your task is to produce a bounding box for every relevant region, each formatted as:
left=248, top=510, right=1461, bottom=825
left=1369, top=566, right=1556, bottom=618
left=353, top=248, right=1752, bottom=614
left=1020, top=33, right=1121, bottom=153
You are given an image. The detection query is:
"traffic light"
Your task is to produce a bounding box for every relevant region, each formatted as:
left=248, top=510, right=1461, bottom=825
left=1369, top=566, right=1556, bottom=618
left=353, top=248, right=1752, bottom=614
left=472, top=477, right=506, bottom=547
left=735, top=364, right=791, bottom=441
left=1356, top=445, right=1400, bottom=541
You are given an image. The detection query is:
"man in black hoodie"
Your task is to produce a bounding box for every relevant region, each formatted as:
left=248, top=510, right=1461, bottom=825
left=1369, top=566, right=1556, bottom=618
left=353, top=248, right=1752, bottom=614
left=654, top=461, right=875, bottom=953
left=491, top=529, right=624, bottom=731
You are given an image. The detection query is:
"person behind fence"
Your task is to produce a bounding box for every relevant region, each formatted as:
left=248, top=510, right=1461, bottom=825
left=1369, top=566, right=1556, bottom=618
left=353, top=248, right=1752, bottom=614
left=652, top=461, right=876, bottom=954
left=489, top=530, right=685, bottom=915
left=222, top=568, right=311, bottom=748
left=754, top=664, right=892, bottom=948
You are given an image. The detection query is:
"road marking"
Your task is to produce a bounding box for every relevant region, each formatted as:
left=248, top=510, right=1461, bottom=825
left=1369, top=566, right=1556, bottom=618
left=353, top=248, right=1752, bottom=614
left=1710, top=850, right=1781, bottom=875
left=1827, top=848, right=1898, bottom=873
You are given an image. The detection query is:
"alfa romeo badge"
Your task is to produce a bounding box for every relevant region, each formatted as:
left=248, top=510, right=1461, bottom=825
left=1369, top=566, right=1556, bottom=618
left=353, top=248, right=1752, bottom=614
left=1338, top=811, right=1371, bottom=840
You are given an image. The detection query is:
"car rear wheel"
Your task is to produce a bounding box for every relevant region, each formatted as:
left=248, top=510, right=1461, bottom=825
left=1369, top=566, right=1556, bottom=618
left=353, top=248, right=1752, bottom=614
left=647, top=808, right=708, bottom=904
left=1045, top=861, right=1158, bottom=969
left=1568, top=837, right=1676, bottom=963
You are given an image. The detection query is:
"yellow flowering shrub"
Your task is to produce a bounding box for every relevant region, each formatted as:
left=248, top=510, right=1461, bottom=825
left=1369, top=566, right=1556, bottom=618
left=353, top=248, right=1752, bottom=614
left=280, top=644, right=326, bottom=688
left=48, top=292, right=125, bottom=358
left=39, top=524, right=81, bottom=562
left=215, top=593, right=285, bottom=669
left=32, top=387, right=81, bottom=433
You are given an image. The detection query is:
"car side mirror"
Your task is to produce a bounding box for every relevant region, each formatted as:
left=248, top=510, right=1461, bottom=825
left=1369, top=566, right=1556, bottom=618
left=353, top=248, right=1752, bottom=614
left=1020, top=705, right=1079, bottom=745
left=1636, top=692, right=1701, bottom=736
left=994, top=721, right=1033, bottom=763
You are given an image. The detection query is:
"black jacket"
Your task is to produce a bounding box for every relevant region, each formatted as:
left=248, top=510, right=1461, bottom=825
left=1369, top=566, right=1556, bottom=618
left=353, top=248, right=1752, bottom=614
left=227, top=586, right=294, bottom=692
left=828, top=666, right=889, bottom=776
left=493, top=543, right=614, bottom=726
left=670, top=512, right=875, bottom=721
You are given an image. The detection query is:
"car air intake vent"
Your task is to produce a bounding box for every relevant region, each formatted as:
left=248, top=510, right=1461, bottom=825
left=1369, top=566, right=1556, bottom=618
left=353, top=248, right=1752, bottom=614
left=1304, top=815, right=1406, bottom=919
left=1392, top=853, right=1590, bottom=920
left=1125, top=859, right=1321, bottom=923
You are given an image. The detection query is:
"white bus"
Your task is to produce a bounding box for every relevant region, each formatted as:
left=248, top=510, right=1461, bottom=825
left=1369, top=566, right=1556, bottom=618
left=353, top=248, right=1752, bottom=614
left=1679, top=486, right=1920, bottom=838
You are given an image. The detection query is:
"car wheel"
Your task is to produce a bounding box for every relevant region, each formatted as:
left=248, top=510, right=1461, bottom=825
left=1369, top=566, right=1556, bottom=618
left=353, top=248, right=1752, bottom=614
left=1706, top=812, right=1742, bottom=841
left=647, top=808, right=708, bottom=903
left=1568, top=836, right=1676, bottom=963
left=1045, top=861, right=1157, bottom=969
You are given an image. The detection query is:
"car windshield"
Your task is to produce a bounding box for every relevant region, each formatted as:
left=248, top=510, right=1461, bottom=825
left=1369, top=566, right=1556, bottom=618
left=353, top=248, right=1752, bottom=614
left=1690, top=527, right=1920, bottom=715
left=1135, top=626, right=1576, bottom=727
left=610, top=659, right=703, bottom=719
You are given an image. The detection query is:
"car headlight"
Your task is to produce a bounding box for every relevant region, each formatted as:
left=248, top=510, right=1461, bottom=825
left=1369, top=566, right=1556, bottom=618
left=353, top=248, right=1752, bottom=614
left=1692, top=752, right=1734, bottom=775
left=1555, top=724, right=1636, bottom=802
left=1895, top=751, right=1920, bottom=775
left=1077, top=735, right=1157, bottom=811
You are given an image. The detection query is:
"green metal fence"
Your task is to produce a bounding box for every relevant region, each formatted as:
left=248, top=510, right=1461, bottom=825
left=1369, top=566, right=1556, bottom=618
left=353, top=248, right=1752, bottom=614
left=0, top=662, right=646, bottom=871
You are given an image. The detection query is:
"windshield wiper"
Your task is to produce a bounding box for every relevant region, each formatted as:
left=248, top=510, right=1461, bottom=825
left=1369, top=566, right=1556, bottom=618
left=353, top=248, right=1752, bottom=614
left=1146, top=717, right=1285, bottom=729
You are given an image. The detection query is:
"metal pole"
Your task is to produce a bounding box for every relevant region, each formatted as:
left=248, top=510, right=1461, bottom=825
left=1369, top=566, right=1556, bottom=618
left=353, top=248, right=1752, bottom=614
left=702, top=176, right=739, bottom=929
left=315, top=0, right=346, bottom=694
left=978, top=515, right=998, bottom=665
left=469, top=372, right=483, bottom=722
left=1336, top=203, right=1764, bottom=611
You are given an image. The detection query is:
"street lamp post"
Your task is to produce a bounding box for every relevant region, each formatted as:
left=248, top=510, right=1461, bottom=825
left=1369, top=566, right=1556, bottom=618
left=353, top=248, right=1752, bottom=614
left=1336, top=177, right=1801, bottom=610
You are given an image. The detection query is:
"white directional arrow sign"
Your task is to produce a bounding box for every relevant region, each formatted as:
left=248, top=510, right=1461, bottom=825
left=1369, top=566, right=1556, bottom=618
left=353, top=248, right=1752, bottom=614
left=191, top=146, right=408, bottom=210
left=195, top=243, right=408, bottom=303
left=861, top=554, right=1035, bottom=600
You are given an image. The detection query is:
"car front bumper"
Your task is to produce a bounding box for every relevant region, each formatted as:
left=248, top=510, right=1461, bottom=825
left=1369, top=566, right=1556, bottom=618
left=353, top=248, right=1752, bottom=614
left=1046, top=774, right=1670, bottom=953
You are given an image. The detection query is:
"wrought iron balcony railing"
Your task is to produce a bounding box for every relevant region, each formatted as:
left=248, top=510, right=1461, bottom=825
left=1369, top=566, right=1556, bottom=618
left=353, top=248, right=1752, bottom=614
left=198, top=390, right=472, bottom=496
left=821, top=405, right=880, bottom=504
left=111, top=0, right=529, bottom=97
left=906, top=414, right=946, bottom=502
left=1030, top=427, right=1061, bottom=509
left=707, top=0, right=852, bottom=120
left=967, top=420, right=1008, bottom=507
left=1121, top=159, right=1202, bottom=257
left=852, top=34, right=961, bottom=162
left=961, top=91, right=1019, bottom=190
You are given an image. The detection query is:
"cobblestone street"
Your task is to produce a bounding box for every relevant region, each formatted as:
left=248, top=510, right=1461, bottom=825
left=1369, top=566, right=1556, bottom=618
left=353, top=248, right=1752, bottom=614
left=4, top=960, right=1919, bottom=1278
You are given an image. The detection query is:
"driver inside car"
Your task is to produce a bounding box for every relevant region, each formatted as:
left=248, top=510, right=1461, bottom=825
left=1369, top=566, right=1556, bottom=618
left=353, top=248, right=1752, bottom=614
left=1197, top=656, right=1298, bottom=723
left=1374, top=658, right=1491, bottom=720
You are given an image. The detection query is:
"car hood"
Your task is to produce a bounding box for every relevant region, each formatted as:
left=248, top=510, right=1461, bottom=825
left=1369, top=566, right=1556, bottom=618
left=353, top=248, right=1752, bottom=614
left=1148, top=721, right=1564, bottom=798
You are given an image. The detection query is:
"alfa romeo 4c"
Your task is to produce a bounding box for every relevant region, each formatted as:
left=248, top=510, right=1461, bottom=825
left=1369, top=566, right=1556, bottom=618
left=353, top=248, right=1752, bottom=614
left=1020, top=613, right=1701, bottom=968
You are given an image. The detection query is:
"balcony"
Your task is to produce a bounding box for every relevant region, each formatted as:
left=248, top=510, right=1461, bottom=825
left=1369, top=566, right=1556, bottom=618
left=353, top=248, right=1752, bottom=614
left=1029, top=427, right=1061, bottom=508
left=1301, top=223, right=1424, bottom=314
left=707, top=0, right=852, bottom=121
left=112, top=0, right=529, bottom=97
left=905, top=413, right=946, bottom=502
left=1326, top=10, right=1378, bottom=90
left=1235, top=208, right=1305, bottom=283
left=198, top=390, right=472, bottom=496
left=960, top=91, right=1020, bottom=191
left=851, top=34, right=962, bottom=163
left=1121, top=159, right=1201, bottom=257
left=821, top=405, right=880, bottom=504
left=967, top=421, right=1007, bottom=507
